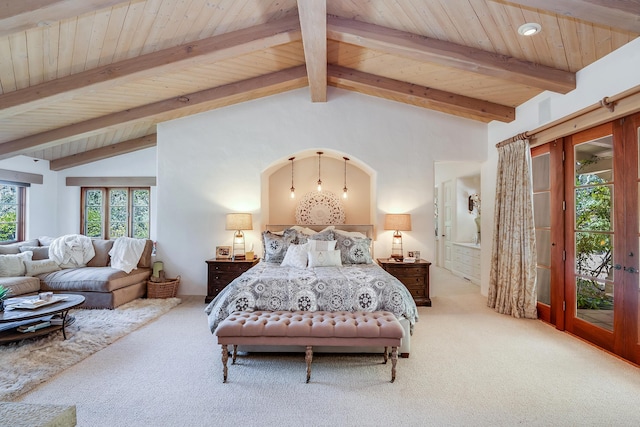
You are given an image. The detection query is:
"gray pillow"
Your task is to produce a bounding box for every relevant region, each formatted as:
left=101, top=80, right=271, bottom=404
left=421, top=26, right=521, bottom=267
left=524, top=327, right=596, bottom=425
left=334, top=233, right=372, bottom=264
left=0, top=239, right=39, bottom=255
left=20, top=246, right=49, bottom=260
left=308, top=229, right=334, bottom=242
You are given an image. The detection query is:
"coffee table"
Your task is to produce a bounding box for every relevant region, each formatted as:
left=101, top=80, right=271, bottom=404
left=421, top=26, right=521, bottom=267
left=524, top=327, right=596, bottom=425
left=0, top=294, right=85, bottom=344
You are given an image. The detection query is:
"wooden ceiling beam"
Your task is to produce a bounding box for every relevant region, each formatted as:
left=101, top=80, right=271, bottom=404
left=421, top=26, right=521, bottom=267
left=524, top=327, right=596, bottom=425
left=0, top=0, right=136, bottom=37
left=500, top=0, right=640, bottom=33
left=327, top=65, right=515, bottom=123
left=49, top=134, right=157, bottom=171
left=0, top=66, right=308, bottom=159
left=327, top=15, right=576, bottom=94
left=0, top=15, right=302, bottom=117
left=297, top=0, right=327, bottom=102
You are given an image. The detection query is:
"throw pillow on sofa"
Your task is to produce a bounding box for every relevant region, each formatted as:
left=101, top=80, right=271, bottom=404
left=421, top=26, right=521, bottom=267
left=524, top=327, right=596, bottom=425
left=24, top=259, right=61, bottom=276
left=87, top=239, right=114, bottom=267
left=20, top=246, right=49, bottom=260
left=0, top=239, right=39, bottom=255
left=0, top=251, right=33, bottom=277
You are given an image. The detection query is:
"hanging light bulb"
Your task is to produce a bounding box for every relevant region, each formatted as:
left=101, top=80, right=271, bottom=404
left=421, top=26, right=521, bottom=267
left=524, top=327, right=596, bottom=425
left=289, top=157, right=295, bottom=199
left=342, top=156, right=349, bottom=199
left=316, top=151, right=323, bottom=192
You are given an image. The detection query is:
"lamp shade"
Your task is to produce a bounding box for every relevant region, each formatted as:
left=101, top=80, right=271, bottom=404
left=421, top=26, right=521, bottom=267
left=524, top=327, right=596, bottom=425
left=384, top=214, right=412, bottom=231
left=225, top=213, right=253, bottom=231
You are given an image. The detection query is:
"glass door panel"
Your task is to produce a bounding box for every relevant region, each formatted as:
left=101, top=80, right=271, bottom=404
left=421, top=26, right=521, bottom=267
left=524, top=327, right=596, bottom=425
left=572, top=134, right=614, bottom=331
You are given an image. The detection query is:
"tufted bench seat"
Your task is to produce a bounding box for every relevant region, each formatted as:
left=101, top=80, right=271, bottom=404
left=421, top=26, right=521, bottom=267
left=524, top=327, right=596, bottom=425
left=215, top=310, right=404, bottom=383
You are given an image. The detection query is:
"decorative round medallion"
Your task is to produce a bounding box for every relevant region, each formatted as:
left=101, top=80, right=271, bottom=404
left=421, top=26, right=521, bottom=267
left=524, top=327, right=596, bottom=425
left=295, top=191, right=345, bottom=225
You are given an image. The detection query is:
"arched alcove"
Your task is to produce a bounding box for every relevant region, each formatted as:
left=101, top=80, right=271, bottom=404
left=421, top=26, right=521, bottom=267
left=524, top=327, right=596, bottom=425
left=261, top=150, right=376, bottom=226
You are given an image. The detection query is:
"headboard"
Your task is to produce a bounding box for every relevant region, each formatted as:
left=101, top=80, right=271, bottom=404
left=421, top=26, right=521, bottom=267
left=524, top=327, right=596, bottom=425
left=265, top=224, right=375, bottom=258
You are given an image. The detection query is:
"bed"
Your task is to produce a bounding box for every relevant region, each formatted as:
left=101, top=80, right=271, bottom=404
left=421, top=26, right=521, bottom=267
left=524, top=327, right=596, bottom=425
left=204, top=224, right=419, bottom=356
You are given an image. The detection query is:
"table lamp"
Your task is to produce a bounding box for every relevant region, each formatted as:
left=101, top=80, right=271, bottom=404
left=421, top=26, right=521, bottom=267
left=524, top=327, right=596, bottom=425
left=384, top=214, right=412, bottom=261
left=226, top=213, right=253, bottom=260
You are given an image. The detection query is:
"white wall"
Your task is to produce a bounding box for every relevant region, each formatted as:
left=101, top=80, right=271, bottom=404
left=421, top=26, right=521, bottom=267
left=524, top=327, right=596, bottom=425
left=482, top=37, right=640, bottom=296
left=158, top=87, right=487, bottom=296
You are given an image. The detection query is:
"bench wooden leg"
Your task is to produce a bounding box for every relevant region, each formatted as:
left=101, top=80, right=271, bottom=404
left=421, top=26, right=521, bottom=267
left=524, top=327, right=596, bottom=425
left=232, top=344, right=238, bottom=364
left=221, top=344, right=229, bottom=383
left=383, top=346, right=389, bottom=364
left=391, top=346, right=398, bottom=383
left=305, top=345, right=313, bottom=383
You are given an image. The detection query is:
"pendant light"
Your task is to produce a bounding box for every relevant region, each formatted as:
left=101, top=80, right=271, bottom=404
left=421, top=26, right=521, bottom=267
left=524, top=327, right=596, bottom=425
left=316, top=151, right=323, bottom=192
left=342, top=156, right=349, bottom=199
left=289, top=157, right=295, bottom=199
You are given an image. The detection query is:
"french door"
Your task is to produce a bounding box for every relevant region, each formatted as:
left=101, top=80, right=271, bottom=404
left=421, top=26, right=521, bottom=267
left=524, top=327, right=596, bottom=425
left=564, top=115, right=640, bottom=363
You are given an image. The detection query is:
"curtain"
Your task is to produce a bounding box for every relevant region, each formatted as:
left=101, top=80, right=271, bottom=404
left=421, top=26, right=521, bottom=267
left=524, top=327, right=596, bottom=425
left=488, top=138, right=537, bottom=318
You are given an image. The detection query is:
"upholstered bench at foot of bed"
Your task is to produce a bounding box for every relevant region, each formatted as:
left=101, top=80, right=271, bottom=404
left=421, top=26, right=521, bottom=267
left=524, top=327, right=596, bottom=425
left=215, top=310, right=405, bottom=383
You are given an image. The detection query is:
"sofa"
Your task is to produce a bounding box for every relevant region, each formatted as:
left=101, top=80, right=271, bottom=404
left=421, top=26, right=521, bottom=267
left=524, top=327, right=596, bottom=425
left=0, top=237, right=153, bottom=309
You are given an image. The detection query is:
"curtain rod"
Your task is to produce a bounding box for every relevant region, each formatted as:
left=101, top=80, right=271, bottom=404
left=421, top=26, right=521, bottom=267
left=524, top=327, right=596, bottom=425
left=495, top=84, right=640, bottom=148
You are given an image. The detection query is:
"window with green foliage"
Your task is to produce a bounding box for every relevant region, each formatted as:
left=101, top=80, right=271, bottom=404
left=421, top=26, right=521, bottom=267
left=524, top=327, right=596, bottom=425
left=81, top=187, right=150, bottom=239
left=0, top=183, right=25, bottom=243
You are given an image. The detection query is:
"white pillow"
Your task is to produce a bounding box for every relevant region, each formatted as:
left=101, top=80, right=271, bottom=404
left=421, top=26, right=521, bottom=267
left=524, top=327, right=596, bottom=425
left=333, top=229, right=368, bottom=239
left=281, top=243, right=309, bottom=269
left=308, top=239, right=336, bottom=252
left=0, top=251, right=33, bottom=277
left=308, top=250, right=342, bottom=268
left=24, top=259, right=61, bottom=276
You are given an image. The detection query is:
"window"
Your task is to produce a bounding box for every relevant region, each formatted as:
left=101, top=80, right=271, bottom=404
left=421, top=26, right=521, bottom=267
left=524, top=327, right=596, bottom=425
left=81, top=187, right=150, bottom=239
left=0, top=182, right=25, bottom=243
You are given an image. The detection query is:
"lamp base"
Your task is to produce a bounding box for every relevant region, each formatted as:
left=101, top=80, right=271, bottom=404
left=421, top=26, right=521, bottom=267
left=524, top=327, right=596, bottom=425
left=390, top=254, right=404, bottom=261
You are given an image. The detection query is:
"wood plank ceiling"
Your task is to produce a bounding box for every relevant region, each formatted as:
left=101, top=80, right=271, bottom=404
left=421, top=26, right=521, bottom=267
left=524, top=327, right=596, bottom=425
left=0, top=0, right=637, bottom=170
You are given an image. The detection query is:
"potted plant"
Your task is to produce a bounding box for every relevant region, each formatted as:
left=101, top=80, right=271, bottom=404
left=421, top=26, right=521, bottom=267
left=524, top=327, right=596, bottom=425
left=0, top=285, right=10, bottom=311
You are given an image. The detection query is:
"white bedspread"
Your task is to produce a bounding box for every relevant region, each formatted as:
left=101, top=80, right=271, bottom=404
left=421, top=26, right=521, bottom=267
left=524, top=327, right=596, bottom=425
left=49, top=234, right=95, bottom=268
left=109, top=237, right=146, bottom=273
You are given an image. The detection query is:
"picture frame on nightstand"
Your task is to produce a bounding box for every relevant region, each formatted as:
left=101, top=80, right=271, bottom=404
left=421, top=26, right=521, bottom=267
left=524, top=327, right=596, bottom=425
left=215, top=246, right=231, bottom=260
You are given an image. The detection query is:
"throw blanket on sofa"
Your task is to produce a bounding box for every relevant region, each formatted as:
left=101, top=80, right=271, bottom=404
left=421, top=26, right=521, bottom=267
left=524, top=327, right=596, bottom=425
left=49, top=234, right=95, bottom=268
left=109, top=237, right=146, bottom=274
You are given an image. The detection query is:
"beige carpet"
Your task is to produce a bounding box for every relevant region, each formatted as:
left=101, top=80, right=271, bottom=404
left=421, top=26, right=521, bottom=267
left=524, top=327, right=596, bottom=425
left=15, top=268, right=640, bottom=426
left=0, top=297, right=181, bottom=401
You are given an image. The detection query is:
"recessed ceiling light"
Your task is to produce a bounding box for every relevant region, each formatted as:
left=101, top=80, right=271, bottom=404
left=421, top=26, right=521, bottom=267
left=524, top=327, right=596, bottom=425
left=518, top=23, right=541, bottom=36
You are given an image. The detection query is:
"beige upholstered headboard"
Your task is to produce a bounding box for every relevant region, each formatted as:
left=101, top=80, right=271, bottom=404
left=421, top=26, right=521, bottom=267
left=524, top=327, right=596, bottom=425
left=265, top=224, right=375, bottom=258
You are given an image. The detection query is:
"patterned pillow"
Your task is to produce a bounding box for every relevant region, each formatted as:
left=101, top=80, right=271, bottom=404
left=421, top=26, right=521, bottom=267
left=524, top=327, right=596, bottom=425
left=281, top=243, right=309, bottom=268
left=308, top=229, right=334, bottom=241
left=262, top=229, right=297, bottom=263
left=334, top=233, right=373, bottom=264
left=307, top=250, right=342, bottom=268
left=24, top=259, right=61, bottom=276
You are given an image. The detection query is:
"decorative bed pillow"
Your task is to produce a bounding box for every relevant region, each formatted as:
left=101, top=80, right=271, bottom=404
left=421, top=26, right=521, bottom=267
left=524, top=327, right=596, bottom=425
left=0, top=251, right=33, bottom=277
left=20, top=245, right=50, bottom=260
left=281, top=243, right=309, bottom=268
left=334, top=233, right=373, bottom=264
left=24, top=259, right=61, bottom=276
left=262, top=229, right=297, bottom=263
left=307, top=229, right=334, bottom=242
left=308, top=250, right=342, bottom=268
left=308, top=239, right=336, bottom=252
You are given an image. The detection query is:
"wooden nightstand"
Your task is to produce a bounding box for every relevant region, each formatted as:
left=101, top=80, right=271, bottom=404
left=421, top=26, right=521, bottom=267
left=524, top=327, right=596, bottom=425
left=205, top=258, right=260, bottom=303
left=377, top=258, right=431, bottom=306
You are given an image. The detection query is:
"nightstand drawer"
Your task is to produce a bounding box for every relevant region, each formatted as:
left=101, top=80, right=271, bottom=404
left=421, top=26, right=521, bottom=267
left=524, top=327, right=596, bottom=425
left=385, top=265, right=428, bottom=277
left=407, top=286, right=426, bottom=298
left=396, top=275, right=426, bottom=287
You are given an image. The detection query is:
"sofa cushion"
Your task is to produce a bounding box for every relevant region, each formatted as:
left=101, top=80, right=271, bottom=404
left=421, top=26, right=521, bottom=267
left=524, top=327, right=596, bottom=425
left=0, top=252, right=33, bottom=277
left=38, top=236, right=56, bottom=246
left=0, top=239, right=39, bottom=255
left=38, top=267, right=151, bottom=293
left=20, top=246, right=49, bottom=260
left=137, top=240, right=153, bottom=269
left=87, top=239, right=114, bottom=267
left=24, top=259, right=61, bottom=276
left=0, top=276, right=40, bottom=297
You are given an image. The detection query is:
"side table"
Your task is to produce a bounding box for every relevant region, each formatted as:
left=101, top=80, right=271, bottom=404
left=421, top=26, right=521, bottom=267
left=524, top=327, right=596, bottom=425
left=205, top=257, right=260, bottom=303
left=377, top=258, right=431, bottom=306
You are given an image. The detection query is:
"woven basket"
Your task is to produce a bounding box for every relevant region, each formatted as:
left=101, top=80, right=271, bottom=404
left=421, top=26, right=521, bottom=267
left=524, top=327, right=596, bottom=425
left=147, top=276, right=180, bottom=299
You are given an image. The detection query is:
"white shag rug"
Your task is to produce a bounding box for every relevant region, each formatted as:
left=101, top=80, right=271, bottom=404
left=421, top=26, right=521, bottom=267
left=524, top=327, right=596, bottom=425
left=0, top=297, right=181, bottom=401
